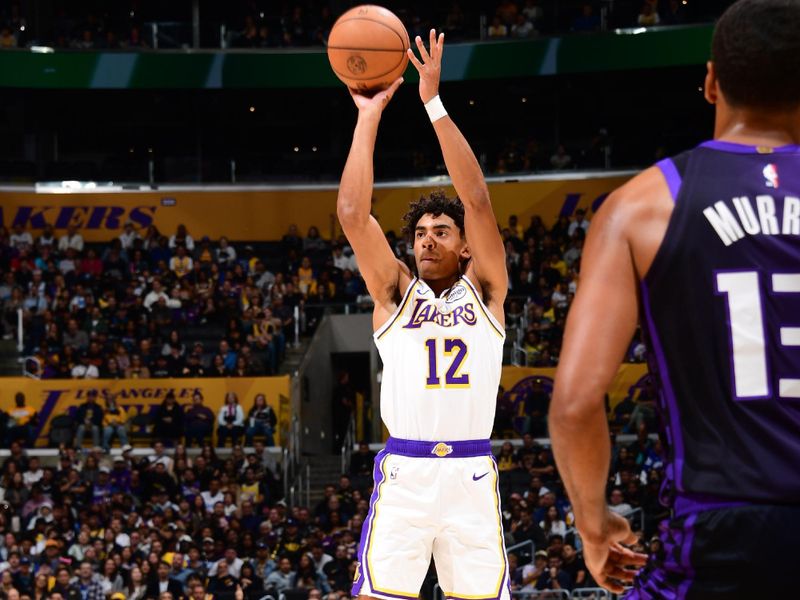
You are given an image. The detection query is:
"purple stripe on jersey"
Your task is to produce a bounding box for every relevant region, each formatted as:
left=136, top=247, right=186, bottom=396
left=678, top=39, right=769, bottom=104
left=677, top=514, right=697, bottom=599
left=656, top=158, right=682, bottom=203
left=673, top=492, right=748, bottom=518
left=385, top=436, right=492, bottom=458
left=353, top=449, right=388, bottom=598
left=641, top=282, right=685, bottom=493
left=699, top=140, right=800, bottom=154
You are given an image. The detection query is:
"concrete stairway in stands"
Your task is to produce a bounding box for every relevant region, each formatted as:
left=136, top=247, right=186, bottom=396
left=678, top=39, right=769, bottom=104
left=305, top=454, right=346, bottom=506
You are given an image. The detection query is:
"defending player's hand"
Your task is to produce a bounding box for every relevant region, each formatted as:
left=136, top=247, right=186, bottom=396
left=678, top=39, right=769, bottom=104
left=407, top=28, right=443, bottom=103
left=349, top=77, right=403, bottom=116
left=581, top=510, right=648, bottom=594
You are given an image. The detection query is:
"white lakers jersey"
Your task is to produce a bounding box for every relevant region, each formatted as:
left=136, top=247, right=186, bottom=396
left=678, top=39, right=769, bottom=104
left=373, top=274, right=505, bottom=441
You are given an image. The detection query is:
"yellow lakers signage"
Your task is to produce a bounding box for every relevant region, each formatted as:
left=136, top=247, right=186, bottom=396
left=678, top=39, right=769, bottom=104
left=0, top=376, right=290, bottom=447
left=0, top=174, right=632, bottom=242
left=500, top=364, right=650, bottom=416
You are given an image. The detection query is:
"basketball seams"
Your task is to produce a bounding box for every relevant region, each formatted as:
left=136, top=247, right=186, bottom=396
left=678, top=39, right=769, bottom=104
left=329, top=17, right=408, bottom=52
left=328, top=14, right=409, bottom=84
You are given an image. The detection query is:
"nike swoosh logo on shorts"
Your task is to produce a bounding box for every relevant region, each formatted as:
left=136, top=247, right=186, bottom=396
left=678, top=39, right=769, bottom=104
left=472, top=472, right=489, bottom=481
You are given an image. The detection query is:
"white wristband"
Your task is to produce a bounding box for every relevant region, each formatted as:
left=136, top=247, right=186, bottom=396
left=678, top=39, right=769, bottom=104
left=424, top=95, right=447, bottom=123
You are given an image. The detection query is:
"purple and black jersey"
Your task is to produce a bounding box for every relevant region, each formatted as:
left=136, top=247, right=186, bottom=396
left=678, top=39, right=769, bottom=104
left=644, top=140, right=800, bottom=514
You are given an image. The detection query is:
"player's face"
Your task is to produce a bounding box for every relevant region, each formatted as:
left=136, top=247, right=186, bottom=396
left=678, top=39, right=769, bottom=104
left=413, top=213, right=468, bottom=281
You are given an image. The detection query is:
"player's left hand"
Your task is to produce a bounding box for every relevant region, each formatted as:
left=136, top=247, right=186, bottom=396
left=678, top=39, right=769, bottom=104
left=407, top=28, right=443, bottom=104
left=581, top=511, right=648, bottom=594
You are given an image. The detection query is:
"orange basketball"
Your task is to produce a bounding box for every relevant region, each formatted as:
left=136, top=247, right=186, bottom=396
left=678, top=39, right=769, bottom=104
left=327, top=5, right=410, bottom=93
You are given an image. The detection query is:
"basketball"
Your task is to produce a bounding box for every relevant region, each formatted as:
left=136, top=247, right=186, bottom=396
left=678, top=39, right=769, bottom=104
left=327, top=5, right=410, bottom=93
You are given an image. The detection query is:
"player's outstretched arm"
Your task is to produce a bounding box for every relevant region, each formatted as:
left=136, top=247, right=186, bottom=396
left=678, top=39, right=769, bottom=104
left=549, top=189, right=648, bottom=593
left=408, top=30, right=507, bottom=315
left=337, top=78, right=411, bottom=310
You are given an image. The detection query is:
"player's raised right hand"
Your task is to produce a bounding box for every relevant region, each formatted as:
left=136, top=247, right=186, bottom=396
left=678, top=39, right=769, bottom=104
left=349, top=77, right=403, bottom=118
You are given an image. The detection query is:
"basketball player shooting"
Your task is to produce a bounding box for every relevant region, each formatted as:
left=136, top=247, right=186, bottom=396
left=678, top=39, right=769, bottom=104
left=550, top=0, right=800, bottom=596
left=337, top=28, right=512, bottom=600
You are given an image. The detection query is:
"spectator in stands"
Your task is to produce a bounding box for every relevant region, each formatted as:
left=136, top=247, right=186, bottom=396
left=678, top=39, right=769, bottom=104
left=245, top=394, right=277, bottom=447
left=0, top=26, right=17, bottom=48
left=170, top=244, right=193, bottom=279
left=638, top=1, right=661, bottom=26
left=152, top=390, right=185, bottom=443
left=217, top=392, right=244, bottom=447
left=539, top=505, right=567, bottom=538
left=215, top=236, right=237, bottom=268
left=487, top=15, right=508, bottom=37
left=74, top=389, right=103, bottom=448
left=349, top=442, right=376, bottom=478
left=102, top=393, right=129, bottom=451
left=6, top=392, right=36, bottom=447
left=71, top=351, right=99, bottom=379
left=169, top=224, right=195, bottom=252
left=265, top=557, right=295, bottom=595
left=567, top=208, right=590, bottom=237
left=9, top=224, right=33, bottom=251
left=608, top=487, right=633, bottom=516
left=535, top=554, right=573, bottom=591
left=123, top=566, right=147, bottom=600
left=572, top=2, right=600, bottom=32
left=118, top=220, right=140, bottom=250
left=303, top=226, right=326, bottom=253
left=147, top=560, right=184, bottom=599
left=511, top=13, right=535, bottom=37
left=144, top=280, right=181, bottom=311
left=124, top=353, right=150, bottom=379
left=58, top=225, right=84, bottom=253
left=550, top=144, right=572, bottom=170
left=496, top=441, right=518, bottom=471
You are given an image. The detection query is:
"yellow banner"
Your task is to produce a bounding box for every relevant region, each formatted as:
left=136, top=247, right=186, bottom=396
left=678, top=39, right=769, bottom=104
left=500, top=363, right=650, bottom=416
left=0, top=175, right=632, bottom=242
left=0, top=376, right=290, bottom=447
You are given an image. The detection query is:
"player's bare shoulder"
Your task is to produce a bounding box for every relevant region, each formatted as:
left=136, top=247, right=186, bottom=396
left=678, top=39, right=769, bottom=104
left=598, top=166, right=675, bottom=279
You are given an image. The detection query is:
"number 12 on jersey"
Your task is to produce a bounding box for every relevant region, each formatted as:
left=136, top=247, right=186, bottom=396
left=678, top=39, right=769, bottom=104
left=715, top=271, right=800, bottom=399
left=425, top=338, right=470, bottom=388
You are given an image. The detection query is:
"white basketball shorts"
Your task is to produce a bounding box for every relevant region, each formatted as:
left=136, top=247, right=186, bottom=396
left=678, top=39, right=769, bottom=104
left=352, top=437, right=511, bottom=600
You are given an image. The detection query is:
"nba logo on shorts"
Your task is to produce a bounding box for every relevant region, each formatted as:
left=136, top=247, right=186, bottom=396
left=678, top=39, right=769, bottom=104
left=763, top=163, right=779, bottom=188
left=390, top=466, right=399, bottom=480
left=431, top=442, right=453, bottom=457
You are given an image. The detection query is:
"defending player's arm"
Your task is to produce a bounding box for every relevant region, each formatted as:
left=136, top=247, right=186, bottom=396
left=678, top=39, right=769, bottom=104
left=408, top=30, right=508, bottom=315
left=337, top=78, right=411, bottom=312
left=549, top=187, right=649, bottom=593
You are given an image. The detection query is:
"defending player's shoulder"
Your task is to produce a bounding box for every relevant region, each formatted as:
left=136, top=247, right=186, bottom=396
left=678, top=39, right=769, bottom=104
left=594, top=165, right=674, bottom=279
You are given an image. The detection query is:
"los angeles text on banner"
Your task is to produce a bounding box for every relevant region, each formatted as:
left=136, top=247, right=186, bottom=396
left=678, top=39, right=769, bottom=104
left=0, top=376, right=290, bottom=447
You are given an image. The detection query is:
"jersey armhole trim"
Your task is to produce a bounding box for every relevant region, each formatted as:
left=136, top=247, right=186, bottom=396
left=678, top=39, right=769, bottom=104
left=374, top=278, right=419, bottom=340
left=461, top=275, right=505, bottom=339
left=656, top=158, right=682, bottom=203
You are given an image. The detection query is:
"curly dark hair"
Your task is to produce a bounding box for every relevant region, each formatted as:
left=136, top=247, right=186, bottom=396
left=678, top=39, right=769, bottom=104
left=401, top=190, right=465, bottom=241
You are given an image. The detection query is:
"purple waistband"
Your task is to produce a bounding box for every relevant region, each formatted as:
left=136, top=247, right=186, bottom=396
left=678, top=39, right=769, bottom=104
left=673, top=492, right=749, bottom=518
left=385, top=437, right=492, bottom=458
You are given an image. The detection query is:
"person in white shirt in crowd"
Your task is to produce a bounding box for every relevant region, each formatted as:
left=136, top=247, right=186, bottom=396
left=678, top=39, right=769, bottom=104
left=37, top=223, right=57, bottom=248
left=567, top=208, right=591, bottom=237
left=71, top=352, right=100, bottom=379
left=215, top=236, right=237, bottom=268
left=331, top=245, right=358, bottom=272
left=9, top=225, right=33, bottom=250
left=58, top=224, right=84, bottom=253
left=201, top=478, right=225, bottom=512
left=144, top=280, right=182, bottom=311
left=169, top=224, right=195, bottom=251
left=216, top=392, right=245, bottom=447
left=607, top=488, right=633, bottom=516
left=118, top=220, right=140, bottom=251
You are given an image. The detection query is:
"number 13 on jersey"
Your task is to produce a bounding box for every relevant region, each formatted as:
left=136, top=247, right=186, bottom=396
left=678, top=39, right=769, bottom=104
left=716, top=271, right=800, bottom=399
left=425, top=338, right=470, bottom=388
